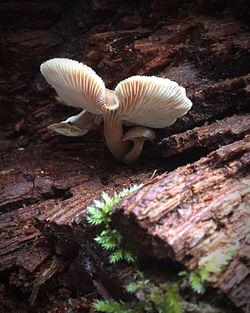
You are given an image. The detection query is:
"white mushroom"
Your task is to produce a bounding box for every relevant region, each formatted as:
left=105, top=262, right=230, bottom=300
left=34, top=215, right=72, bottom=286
left=122, top=126, right=156, bottom=165
left=40, top=58, right=192, bottom=163
left=47, top=110, right=102, bottom=136
left=104, top=75, right=192, bottom=161
left=115, top=75, right=192, bottom=128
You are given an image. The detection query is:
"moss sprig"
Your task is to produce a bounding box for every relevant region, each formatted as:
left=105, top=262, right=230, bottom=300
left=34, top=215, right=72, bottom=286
left=94, top=282, right=183, bottom=313
left=88, top=186, right=235, bottom=312
left=87, top=184, right=143, bottom=264
left=94, top=299, right=136, bottom=313
left=179, top=249, right=238, bottom=294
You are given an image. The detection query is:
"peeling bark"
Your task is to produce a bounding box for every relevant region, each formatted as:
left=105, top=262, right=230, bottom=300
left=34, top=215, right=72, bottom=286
left=0, top=0, right=249, bottom=312
left=158, top=113, right=250, bottom=157
left=112, top=137, right=250, bottom=312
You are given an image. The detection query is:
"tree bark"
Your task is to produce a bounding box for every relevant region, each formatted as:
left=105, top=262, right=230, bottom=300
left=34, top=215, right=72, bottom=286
left=0, top=0, right=249, bottom=312
left=112, top=137, right=250, bottom=312
left=157, top=113, right=250, bottom=158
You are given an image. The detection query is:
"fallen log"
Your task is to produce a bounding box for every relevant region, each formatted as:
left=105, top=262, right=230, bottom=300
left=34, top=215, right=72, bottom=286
left=158, top=113, right=250, bottom=157
left=0, top=146, right=147, bottom=305
left=0, top=200, right=54, bottom=272
left=84, top=15, right=250, bottom=137
left=217, top=235, right=250, bottom=312
left=0, top=2, right=62, bottom=30
left=112, top=136, right=250, bottom=312
left=1, top=0, right=250, bottom=312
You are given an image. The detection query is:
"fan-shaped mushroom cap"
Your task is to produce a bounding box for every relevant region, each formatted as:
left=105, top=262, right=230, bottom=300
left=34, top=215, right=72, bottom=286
left=47, top=110, right=102, bottom=137
left=40, top=58, right=106, bottom=114
left=115, top=76, right=192, bottom=128
left=48, top=122, right=89, bottom=137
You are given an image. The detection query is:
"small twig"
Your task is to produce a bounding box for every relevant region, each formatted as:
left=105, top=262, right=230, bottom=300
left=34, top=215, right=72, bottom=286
left=150, top=169, right=158, bottom=180
left=92, top=280, right=113, bottom=300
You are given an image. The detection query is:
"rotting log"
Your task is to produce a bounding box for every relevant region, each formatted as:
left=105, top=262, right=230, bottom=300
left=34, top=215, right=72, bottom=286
left=157, top=113, right=250, bottom=157
left=112, top=136, right=250, bottom=312
left=0, top=197, right=63, bottom=272
left=85, top=15, right=250, bottom=137
left=0, top=149, right=148, bottom=305
left=1, top=1, right=249, bottom=139
left=0, top=0, right=250, bottom=312
left=0, top=2, right=63, bottom=30
left=0, top=142, right=148, bottom=268
left=217, top=235, right=250, bottom=312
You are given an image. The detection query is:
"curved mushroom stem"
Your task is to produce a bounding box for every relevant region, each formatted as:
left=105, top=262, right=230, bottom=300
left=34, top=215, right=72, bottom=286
left=65, top=110, right=96, bottom=128
left=122, top=138, right=145, bottom=165
left=103, top=112, right=130, bottom=160
left=48, top=110, right=99, bottom=137
left=122, top=126, right=156, bottom=165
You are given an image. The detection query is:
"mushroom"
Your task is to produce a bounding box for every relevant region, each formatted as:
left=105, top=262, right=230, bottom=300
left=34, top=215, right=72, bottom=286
left=40, top=58, right=192, bottom=163
left=47, top=110, right=102, bottom=136
left=122, top=126, right=156, bottom=165
left=105, top=75, right=192, bottom=162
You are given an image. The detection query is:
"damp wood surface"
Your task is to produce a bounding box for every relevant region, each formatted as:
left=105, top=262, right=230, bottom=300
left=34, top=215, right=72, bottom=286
left=112, top=137, right=250, bottom=312
left=0, top=0, right=249, bottom=312
left=158, top=113, right=250, bottom=157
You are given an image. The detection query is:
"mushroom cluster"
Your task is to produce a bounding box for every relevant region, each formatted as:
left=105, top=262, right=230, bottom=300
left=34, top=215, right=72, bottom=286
left=40, top=58, right=192, bottom=164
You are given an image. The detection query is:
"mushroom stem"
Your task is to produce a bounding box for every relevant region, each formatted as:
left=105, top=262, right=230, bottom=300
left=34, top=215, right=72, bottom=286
left=65, top=110, right=97, bottom=129
left=122, top=126, right=156, bottom=165
left=103, top=112, right=130, bottom=160
left=123, top=138, right=145, bottom=165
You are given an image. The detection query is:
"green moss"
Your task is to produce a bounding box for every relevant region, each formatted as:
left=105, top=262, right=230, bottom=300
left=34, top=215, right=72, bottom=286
left=87, top=184, right=142, bottom=264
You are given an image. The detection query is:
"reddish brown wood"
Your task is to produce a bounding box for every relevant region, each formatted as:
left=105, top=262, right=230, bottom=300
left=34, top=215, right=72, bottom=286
left=0, top=0, right=249, bottom=312
left=217, top=236, right=250, bottom=312
left=0, top=2, right=62, bottom=30
left=159, top=113, right=250, bottom=157
left=0, top=200, right=54, bottom=272
left=112, top=137, right=250, bottom=312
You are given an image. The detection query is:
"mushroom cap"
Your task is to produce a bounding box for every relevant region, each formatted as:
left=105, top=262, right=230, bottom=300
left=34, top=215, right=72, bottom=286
left=123, top=126, right=156, bottom=142
left=47, top=110, right=102, bottom=137
left=40, top=58, right=106, bottom=114
left=47, top=122, right=89, bottom=136
left=114, top=76, right=192, bottom=128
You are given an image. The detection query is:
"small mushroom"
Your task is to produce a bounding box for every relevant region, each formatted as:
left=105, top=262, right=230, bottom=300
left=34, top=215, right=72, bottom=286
left=122, top=126, right=156, bottom=165
left=40, top=58, right=192, bottom=163
left=102, top=75, right=192, bottom=162
left=47, top=110, right=102, bottom=136
left=48, top=122, right=87, bottom=137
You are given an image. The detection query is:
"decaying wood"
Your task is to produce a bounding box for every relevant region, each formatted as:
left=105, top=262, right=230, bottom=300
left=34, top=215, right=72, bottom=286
left=0, top=0, right=250, bottom=312
left=158, top=113, right=250, bottom=157
left=0, top=146, right=147, bottom=308
left=0, top=201, right=43, bottom=271
left=0, top=142, right=147, bottom=266
left=217, top=235, right=250, bottom=312
left=0, top=2, right=62, bottom=30
left=112, top=137, right=250, bottom=312
left=85, top=15, right=250, bottom=137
